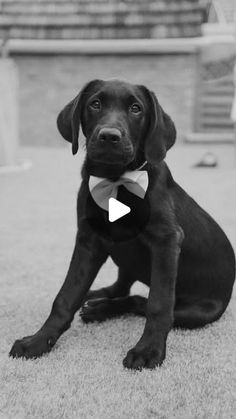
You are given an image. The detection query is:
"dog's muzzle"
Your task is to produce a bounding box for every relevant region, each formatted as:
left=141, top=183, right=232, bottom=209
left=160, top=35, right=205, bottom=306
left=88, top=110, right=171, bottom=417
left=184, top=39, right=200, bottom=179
left=87, top=126, right=134, bottom=165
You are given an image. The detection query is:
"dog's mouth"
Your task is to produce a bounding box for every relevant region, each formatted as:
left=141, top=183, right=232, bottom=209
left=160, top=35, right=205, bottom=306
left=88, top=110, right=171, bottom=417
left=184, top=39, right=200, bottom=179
left=87, top=146, right=134, bottom=164
left=86, top=131, right=135, bottom=178
left=86, top=155, right=134, bottom=180
left=86, top=148, right=135, bottom=180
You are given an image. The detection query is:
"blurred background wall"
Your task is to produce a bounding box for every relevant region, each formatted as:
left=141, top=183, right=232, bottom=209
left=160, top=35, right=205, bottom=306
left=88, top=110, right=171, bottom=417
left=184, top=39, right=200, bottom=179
left=0, top=0, right=235, bottom=148
left=0, top=0, right=202, bottom=39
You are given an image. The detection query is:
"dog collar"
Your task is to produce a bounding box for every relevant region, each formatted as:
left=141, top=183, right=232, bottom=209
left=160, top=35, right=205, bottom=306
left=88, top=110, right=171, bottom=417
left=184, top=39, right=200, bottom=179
left=89, top=169, right=149, bottom=211
left=137, top=160, right=147, bottom=170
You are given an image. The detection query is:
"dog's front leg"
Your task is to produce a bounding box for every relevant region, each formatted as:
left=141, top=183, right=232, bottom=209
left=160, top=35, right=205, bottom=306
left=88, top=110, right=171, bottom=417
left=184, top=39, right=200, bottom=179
left=9, top=224, right=107, bottom=359
left=123, top=231, right=181, bottom=370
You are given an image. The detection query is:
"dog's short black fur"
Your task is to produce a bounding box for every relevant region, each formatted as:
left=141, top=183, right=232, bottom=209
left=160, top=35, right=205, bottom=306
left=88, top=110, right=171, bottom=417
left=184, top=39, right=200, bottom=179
left=10, top=80, right=235, bottom=370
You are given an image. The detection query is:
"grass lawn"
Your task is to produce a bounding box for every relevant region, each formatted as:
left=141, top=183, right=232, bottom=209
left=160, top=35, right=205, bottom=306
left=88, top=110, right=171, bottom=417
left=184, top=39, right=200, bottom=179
left=0, top=143, right=236, bottom=418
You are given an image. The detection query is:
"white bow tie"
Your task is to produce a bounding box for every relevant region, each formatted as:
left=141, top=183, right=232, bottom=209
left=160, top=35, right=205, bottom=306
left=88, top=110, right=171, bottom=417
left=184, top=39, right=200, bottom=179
left=89, top=170, right=149, bottom=211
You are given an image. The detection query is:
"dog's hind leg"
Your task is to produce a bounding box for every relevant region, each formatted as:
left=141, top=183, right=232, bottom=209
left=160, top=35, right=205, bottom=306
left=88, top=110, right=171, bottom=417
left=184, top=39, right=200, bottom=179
left=84, top=267, right=136, bottom=302
left=80, top=295, right=147, bottom=323
left=173, top=298, right=225, bottom=329
left=81, top=295, right=226, bottom=327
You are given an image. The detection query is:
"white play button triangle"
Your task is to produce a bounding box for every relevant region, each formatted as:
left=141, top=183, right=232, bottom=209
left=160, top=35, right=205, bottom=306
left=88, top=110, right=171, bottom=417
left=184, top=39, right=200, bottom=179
left=108, top=198, right=131, bottom=222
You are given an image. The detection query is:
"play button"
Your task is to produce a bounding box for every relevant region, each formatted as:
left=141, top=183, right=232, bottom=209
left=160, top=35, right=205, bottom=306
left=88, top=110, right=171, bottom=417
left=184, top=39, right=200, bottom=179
left=108, top=197, right=131, bottom=222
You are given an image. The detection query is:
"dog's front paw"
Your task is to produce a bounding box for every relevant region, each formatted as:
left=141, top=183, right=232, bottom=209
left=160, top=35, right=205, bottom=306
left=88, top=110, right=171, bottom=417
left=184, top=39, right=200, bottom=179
left=123, top=343, right=165, bottom=370
left=9, top=332, right=57, bottom=359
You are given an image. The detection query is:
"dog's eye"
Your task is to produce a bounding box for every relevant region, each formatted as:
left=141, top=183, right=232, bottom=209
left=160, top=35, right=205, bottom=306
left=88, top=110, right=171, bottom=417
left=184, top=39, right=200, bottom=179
left=89, top=100, right=101, bottom=110
left=130, top=103, right=142, bottom=114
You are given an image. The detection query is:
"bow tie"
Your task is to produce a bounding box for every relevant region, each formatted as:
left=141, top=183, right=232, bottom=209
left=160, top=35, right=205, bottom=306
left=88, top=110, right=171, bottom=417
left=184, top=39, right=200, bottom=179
left=89, top=170, right=149, bottom=211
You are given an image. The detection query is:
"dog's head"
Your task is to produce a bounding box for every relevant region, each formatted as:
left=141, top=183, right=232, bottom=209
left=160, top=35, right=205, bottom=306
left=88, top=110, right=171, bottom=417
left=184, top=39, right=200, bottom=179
left=57, top=79, right=176, bottom=178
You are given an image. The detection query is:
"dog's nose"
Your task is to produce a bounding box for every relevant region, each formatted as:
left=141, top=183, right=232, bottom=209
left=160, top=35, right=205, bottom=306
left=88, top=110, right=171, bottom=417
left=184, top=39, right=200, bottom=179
left=98, top=128, right=122, bottom=143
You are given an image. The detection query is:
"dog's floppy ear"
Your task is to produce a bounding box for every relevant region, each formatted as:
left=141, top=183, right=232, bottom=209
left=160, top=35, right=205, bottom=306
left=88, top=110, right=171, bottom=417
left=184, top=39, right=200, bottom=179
left=141, top=87, right=176, bottom=164
left=57, top=79, right=103, bottom=155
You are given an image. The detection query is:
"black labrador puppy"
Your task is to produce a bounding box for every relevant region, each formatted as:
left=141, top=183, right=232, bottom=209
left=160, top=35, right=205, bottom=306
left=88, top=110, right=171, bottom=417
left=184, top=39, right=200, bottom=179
left=10, top=79, right=235, bottom=370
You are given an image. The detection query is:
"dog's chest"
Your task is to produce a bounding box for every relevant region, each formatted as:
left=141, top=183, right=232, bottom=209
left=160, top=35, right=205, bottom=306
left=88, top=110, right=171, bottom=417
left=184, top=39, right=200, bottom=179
left=86, top=186, right=150, bottom=243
